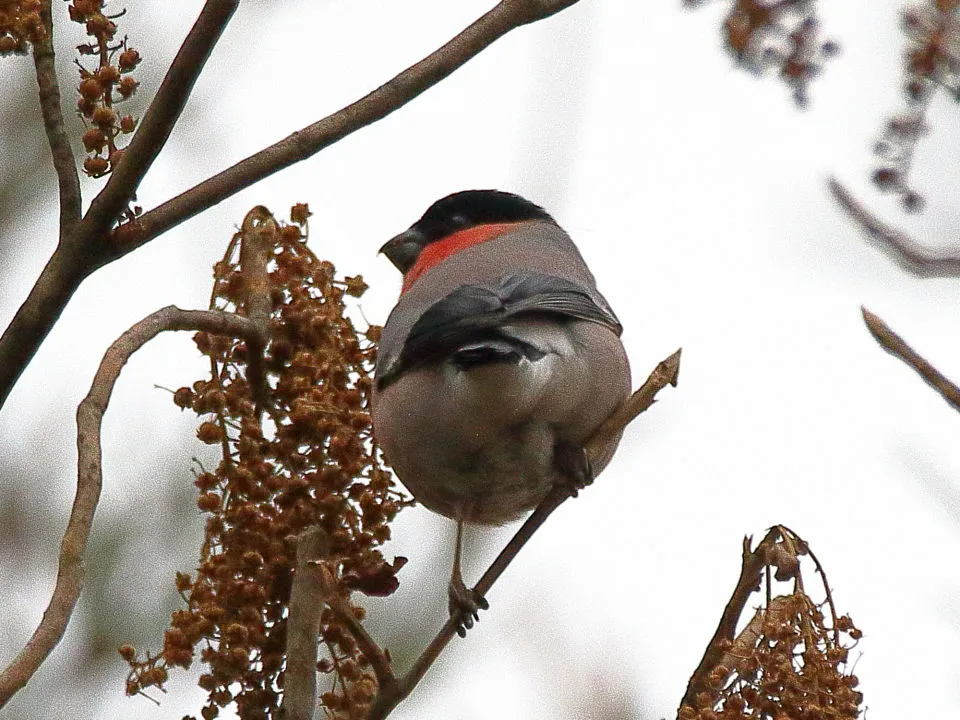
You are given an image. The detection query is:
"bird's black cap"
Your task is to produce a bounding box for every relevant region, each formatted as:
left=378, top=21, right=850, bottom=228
left=380, top=190, right=554, bottom=273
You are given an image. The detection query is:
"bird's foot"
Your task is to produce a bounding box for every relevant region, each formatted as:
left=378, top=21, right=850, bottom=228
left=554, top=441, right=594, bottom=498
left=448, top=574, right=489, bottom=638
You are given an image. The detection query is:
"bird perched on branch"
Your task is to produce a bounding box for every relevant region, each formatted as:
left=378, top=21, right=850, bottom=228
left=372, top=190, right=630, bottom=634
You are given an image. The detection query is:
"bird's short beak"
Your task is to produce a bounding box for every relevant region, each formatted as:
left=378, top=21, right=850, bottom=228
left=379, top=228, right=425, bottom=273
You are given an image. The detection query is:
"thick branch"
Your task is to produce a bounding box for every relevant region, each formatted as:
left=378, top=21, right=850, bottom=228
left=366, top=348, right=682, bottom=720
left=829, top=177, right=960, bottom=278
left=862, top=306, right=960, bottom=413
left=124, top=0, right=580, bottom=252
left=82, top=0, right=238, bottom=242
left=32, top=0, right=82, bottom=231
left=0, top=306, right=259, bottom=708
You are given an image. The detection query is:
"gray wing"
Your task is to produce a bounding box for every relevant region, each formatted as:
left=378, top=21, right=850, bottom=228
left=376, top=273, right=621, bottom=388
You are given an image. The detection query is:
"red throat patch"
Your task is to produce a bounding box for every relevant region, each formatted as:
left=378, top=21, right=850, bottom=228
left=401, top=222, right=523, bottom=293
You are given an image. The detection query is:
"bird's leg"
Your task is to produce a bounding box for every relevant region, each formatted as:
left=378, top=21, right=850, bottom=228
left=448, top=511, right=489, bottom=637
left=554, top=440, right=594, bottom=497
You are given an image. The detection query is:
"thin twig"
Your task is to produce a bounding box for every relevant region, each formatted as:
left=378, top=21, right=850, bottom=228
left=83, top=0, right=239, bottom=243
left=0, top=306, right=259, bottom=708
left=803, top=541, right=840, bottom=645
left=0, top=0, right=580, bottom=415
left=829, top=177, right=960, bottom=278
left=283, top=527, right=332, bottom=720
left=586, top=348, right=682, bottom=454
left=32, top=0, right=82, bottom=231
left=861, top=306, right=960, bottom=413
left=366, top=348, right=682, bottom=720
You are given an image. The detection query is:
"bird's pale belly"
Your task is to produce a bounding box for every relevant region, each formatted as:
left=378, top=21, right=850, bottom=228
left=371, top=321, right=629, bottom=526
left=397, top=419, right=561, bottom=525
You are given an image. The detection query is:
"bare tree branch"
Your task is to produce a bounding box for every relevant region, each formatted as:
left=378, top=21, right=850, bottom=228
left=32, top=0, right=82, bottom=232
left=862, top=306, right=960, bottom=413
left=0, top=0, right=582, bottom=416
left=829, top=177, right=960, bottom=278
left=125, top=0, right=581, bottom=251
left=0, top=306, right=260, bottom=708
left=282, top=527, right=331, bottom=720
left=366, top=348, right=682, bottom=720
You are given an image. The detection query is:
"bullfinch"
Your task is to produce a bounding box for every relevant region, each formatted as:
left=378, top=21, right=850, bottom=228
left=372, top=190, right=631, bottom=633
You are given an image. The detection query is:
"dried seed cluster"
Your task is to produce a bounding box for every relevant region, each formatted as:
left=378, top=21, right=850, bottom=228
left=0, top=0, right=46, bottom=54
left=680, top=591, right=863, bottom=719
left=902, top=0, right=960, bottom=97
left=685, top=0, right=838, bottom=106
left=121, top=206, right=410, bottom=720
left=69, top=0, right=140, bottom=177
left=872, top=1, right=960, bottom=212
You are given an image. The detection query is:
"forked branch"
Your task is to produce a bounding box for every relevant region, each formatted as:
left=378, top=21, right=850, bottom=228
left=0, top=0, right=239, bottom=414
left=82, top=0, right=239, bottom=241
left=680, top=528, right=792, bottom=708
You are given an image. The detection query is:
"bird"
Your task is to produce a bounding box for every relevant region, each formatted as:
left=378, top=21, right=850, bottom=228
left=371, top=190, right=631, bottom=634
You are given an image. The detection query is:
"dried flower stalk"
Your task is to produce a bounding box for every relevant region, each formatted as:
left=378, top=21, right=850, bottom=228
left=680, top=526, right=863, bottom=720
left=122, top=206, right=410, bottom=720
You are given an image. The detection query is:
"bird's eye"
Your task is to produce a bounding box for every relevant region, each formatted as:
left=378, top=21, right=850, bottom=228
left=449, top=214, right=469, bottom=227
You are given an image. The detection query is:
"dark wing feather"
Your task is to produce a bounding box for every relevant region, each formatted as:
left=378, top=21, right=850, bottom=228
left=377, top=273, right=621, bottom=388
left=501, top=274, right=621, bottom=326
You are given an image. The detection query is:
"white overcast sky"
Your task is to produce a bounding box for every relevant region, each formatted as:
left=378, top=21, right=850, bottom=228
left=3, top=1, right=960, bottom=719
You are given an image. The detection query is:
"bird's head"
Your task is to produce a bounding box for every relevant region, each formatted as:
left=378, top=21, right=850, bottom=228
left=379, top=190, right=554, bottom=274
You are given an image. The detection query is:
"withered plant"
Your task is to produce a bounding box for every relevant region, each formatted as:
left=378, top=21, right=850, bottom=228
left=118, top=207, right=409, bottom=720
left=680, top=527, right=863, bottom=720
left=684, top=0, right=838, bottom=105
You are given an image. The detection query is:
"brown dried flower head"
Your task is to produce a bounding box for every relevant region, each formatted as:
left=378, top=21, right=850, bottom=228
left=680, top=528, right=864, bottom=720
left=69, top=1, right=140, bottom=178
left=122, top=205, right=410, bottom=720
left=871, top=1, right=960, bottom=213
left=0, top=0, right=46, bottom=55
left=685, top=0, right=837, bottom=106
